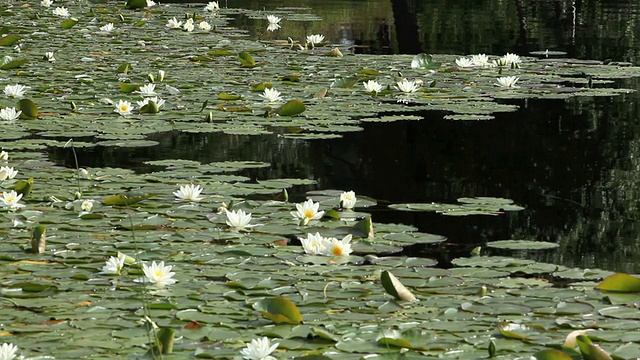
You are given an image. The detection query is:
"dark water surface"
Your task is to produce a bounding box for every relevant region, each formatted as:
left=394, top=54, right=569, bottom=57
left=56, top=0, right=640, bottom=272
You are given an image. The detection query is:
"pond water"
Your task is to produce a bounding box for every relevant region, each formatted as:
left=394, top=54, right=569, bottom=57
left=50, top=0, right=640, bottom=273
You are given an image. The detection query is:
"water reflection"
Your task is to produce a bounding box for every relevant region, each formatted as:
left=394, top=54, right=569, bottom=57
left=52, top=0, right=640, bottom=272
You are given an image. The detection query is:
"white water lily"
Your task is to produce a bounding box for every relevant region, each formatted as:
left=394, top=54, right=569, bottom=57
left=137, top=96, right=166, bottom=110
left=157, top=70, right=165, bottom=82
left=101, top=253, right=126, bottom=275
left=0, top=107, right=21, bottom=121
left=198, top=21, right=211, bottom=31
left=340, top=191, right=357, bottom=209
left=322, top=234, right=353, bottom=257
left=0, top=151, right=8, bottom=161
left=166, top=17, right=182, bottom=29
left=470, top=53, right=491, bottom=67
left=183, top=19, right=195, bottom=32
left=300, top=232, right=327, bottom=255
left=258, top=87, right=282, bottom=103
left=173, top=184, right=203, bottom=202
left=53, top=6, right=69, bottom=17
left=4, top=84, right=27, bottom=98
left=455, top=57, right=474, bottom=68
left=266, top=15, right=281, bottom=31
left=99, top=23, right=114, bottom=33
left=495, top=75, right=519, bottom=88
left=0, top=166, right=18, bottom=181
left=0, top=190, right=25, bottom=210
left=291, top=199, right=325, bottom=224
left=114, top=100, right=134, bottom=116
left=142, top=261, right=176, bottom=288
left=500, top=52, right=522, bottom=66
left=0, top=343, right=18, bottom=360
left=240, top=337, right=279, bottom=360
left=40, top=0, right=53, bottom=7
left=205, top=1, right=219, bottom=12
left=80, top=200, right=94, bottom=212
left=306, top=34, right=325, bottom=46
left=225, top=209, right=252, bottom=230
left=137, top=83, right=157, bottom=96
left=395, top=79, right=420, bottom=93
left=146, top=0, right=157, bottom=6
left=44, top=51, right=55, bottom=62
left=363, top=80, right=383, bottom=93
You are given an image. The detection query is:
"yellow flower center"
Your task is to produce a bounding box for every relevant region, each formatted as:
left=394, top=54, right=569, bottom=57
left=154, top=270, right=163, bottom=277
left=6, top=195, right=14, bottom=202
left=303, top=210, right=315, bottom=219
left=120, top=105, right=128, bottom=111
left=331, top=245, right=343, bottom=256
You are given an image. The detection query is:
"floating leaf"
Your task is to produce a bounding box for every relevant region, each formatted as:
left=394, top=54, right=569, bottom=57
left=253, top=296, right=303, bottom=325
left=0, top=34, right=20, bottom=46
left=219, top=93, right=242, bottom=100
left=353, top=215, right=374, bottom=238
left=410, top=53, right=440, bottom=69
left=116, top=63, right=132, bottom=74
left=380, top=270, right=417, bottom=302
left=238, top=51, right=256, bottom=67
left=140, top=101, right=159, bottom=114
left=487, top=240, right=559, bottom=250
left=61, top=18, right=79, bottom=29
left=596, top=273, right=640, bottom=292
left=13, top=178, right=33, bottom=197
left=119, top=82, right=141, bottom=93
left=276, top=100, right=306, bottom=117
left=0, top=59, right=28, bottom=70
left=157, top=327, right=175, bottom=354
left=30, top=225, right=46, bottom=254
left=102, top=192, right=155, bottom=206
left=533, top=349, right=574, bottom=360
left=18, top=99, right=38, bottom=119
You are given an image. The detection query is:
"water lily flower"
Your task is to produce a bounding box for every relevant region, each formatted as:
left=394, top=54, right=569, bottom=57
left=4, top=84, right=27, bottom=98
left=173, top=184, right=203, bottom=202
left=363, top=80, right=383, bottom=94
left=99, top=23, right=114, bottom=33
left=322, top=234, right=353, bottom=257
left=266, top=15, right=281, bottom=31
left=0, top=343, right=18, bottom=360
left=142, top=261, right=176, bottom=288
left=0, top=107, right=21, bottom=121
left=114, top=100, right=134, bottom=116
left=44, top=51, right=55, bottom=62
left=80, top=200, right=94, bottom=212
left=455, top=57, right=474, bottom=68
left=470, top=53, right=491, bottom=67
left=500, top=52, right=522, bottom=67
left=101, top=253, right=126, bottom=275
left=166, top=17, right=183, bottom=29
left=0, top=166, right=18, bottom=181
left=225, top=209, right=252, bottom=230
left=300, top=232, right=327, bottom=255
left=183, top=18, right=195, bottom=32
left=53, top=6, right=69, bottom=17
left=137, top=96, right=166, bottom=110
left=306, top=34, right=325, bottom=46
left=495, top=75, right=519, bottom=88
left=0, top=151, right=8, bottom=161
left=259, top=87, right=282, bottom=103
left=41, top=0, right=53, bottom=7
left=79, top=168, right=91, bottom=179
left=146, top=0, right=157, bottom=6
left=137, top=83, right=157, bottom=96
left=240, top=337, right=279, bottom=360
left=340, top=191, right=357, bottom=209
left=205, top=1, right=219, bottom=12
left=157, top=70, right=165, bottom=82
left=0, top=190, right=25, bottom=210
left=198, top=21, right=211, bottom=31
left=395, top=79, right=420, bottom=93
left=291, top=199, right=325, bottom=224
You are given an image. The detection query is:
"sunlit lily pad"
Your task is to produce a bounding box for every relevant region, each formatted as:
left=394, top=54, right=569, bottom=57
left=487, top=240, right=559, bottom=250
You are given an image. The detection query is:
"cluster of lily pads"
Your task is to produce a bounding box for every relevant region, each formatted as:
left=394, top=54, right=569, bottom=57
left=3, top=0, right=640, bottom=359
